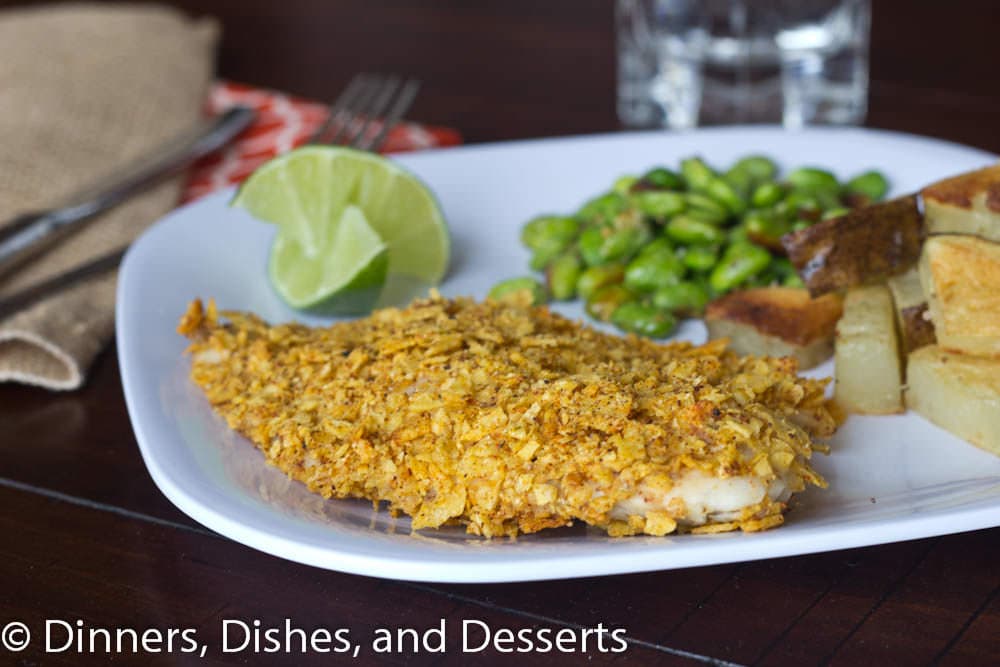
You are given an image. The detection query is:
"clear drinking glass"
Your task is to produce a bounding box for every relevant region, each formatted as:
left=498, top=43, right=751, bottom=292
left=616, top=0, right=870, bottom=129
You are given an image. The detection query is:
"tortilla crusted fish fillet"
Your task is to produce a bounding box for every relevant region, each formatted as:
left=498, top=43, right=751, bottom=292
left=178, top=294, right=836, bottom=538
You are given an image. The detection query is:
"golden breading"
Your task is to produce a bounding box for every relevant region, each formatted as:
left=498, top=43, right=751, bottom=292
left=178, top=294, right=837, bottom=538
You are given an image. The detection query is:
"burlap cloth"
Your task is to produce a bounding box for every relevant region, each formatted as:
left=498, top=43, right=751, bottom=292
left=0, top=3, right=217, bottom=390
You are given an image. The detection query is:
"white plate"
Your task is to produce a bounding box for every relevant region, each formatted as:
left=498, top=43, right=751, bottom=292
left=118, top=126, right=1000, bottom=583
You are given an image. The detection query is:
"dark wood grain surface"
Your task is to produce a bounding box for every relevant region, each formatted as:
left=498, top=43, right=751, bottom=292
left=1, top=1, right=999, bottom=665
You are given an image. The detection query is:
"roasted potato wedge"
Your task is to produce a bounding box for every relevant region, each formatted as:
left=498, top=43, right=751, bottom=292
left=886, top=267, right=936, bottom=355
left=906, top=346, right=1000, bottom=458
left=834, top=285, right=903, bottom=414
left=782, top=195, right=924, bottom=296
left=783, top=163, right=1000, bottom=296
left=919, top=235, right=1000, bottom=358
left=922, top=163, right=1000, bottom=242
left=705, top=287, right=843, bottom=369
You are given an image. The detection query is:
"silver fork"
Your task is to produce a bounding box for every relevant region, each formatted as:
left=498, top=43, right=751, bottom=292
left=310, top=73, right=421, bottom=151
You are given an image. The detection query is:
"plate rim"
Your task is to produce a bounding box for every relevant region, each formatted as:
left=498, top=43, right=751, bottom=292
left=118, top=125, right=1000, bottom=583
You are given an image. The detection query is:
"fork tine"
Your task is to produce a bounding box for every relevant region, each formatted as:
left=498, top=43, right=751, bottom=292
left=359, top=78, right=421, bottom=152
left=312, top=74, right=421, bottom=152
left=326, top=75, right=385, bottom=145
left=343, top=75, right=401, bottom=149
left=310, top=74, right=368, bottom=144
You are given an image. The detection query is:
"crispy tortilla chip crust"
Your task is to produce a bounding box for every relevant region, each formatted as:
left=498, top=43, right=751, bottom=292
left=179, top=294, right=835, bottom=537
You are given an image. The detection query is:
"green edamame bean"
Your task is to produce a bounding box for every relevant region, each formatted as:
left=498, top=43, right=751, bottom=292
left=821, top=206, right=850, bottom=221
left=813, top=188, right=842, bottom=211
left=520, top=215, right=580, bottom=252
left=603, top=225, right=652, bottom=263
left=771, top=257, right=804, bottom=288
left=613, top=175, right=639, bottom=195
left=745, top=212, right=791, bottom=248
left=748, top=264, right=781, bottom=287
left=731, top=155, right=778, bottom=183
left=772, top=257, right=796, bottom=278
left=683, top=193, right=729, bottom=224
left=652, top=281, right=710, bottom=317
left=722, top=166, right=753, bottom=198
left=586, top=285, right=635, bottom=322
left=611, top=302, right=677, bottom=338
left=529, top=243, right=563, bottom=271
left=610, top=205, right=645, bottom=230
left=845, top=170, right=889, bottom=202
left=577, top=192, right=627, bottom=224
left=665, top=215, right=726, bottom=245
left=697, top=275, right=721, bottom=300
left=786, top=167, right=840, bottom=194
left=680, top=157, right=715, bottom=191
left=681, top=244, right=719, bottom=272
left=488, top=277, right=547, bottom=305
left=576, top=264, right=625, bottom=301
left=578, top=215, right=649, bottom=266
left=639, top=167, right=684, bottom=191
left=728, top=222, right=750, bottom=244
left=600, top=228, right=639, bottom=262
left=546, top=253, right=583, bottom=301
left=637, top=237, right=674, bottom=258
left=751, top=182, right=784, bottom=208
left=631, top=190, right=686, bottom=220
left=705, top=177, right=746, bottom=216
left=781, top=191, right=821, bottom=217
left=709, top=242, right=772, bottom=293
left=624, top=250, right=685, bottom=292
left=578, top=226, right=606, bottom=266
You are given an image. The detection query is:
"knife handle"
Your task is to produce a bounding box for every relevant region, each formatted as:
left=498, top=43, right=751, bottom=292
left=0, top=106, right=255, bottom=280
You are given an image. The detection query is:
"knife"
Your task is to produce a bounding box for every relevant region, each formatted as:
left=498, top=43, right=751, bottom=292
left=0, top=106, right=256, bottom=280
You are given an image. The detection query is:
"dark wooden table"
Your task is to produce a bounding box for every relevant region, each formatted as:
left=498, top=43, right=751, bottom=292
left=1, top=1, right=998, bottom=665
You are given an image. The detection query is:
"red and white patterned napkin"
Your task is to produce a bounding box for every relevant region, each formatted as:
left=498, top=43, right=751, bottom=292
left=182, top=81, right=463, bottom=203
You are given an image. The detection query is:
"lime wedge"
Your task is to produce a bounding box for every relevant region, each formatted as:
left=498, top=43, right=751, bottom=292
left=231, top=145, right=449, bottom=313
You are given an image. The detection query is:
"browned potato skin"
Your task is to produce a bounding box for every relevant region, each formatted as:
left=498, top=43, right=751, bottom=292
left=921, top=163, right=1000, bottom=212
left=782, top=163, right=1000, bottom=296
left=897, top=303, right=936, bottom=354
left=886, top=268, right=936, bottom=355
left=782, top=195, right=924, bottom=296
left=922, top=164, right=1000, bottom=242
left=705, top=287, right=843, bottom=369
